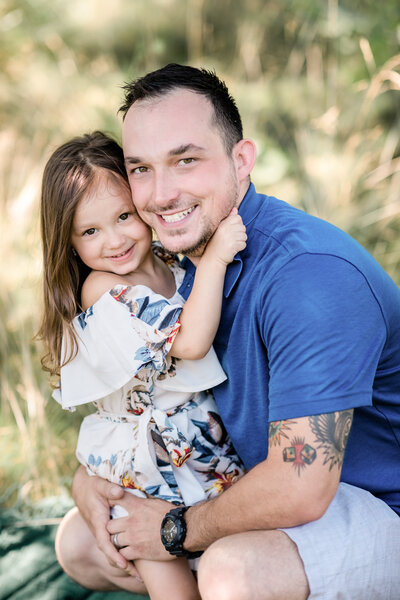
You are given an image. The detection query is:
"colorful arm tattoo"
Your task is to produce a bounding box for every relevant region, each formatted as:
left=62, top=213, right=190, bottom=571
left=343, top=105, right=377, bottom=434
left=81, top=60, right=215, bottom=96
left=268, top=419, right=297, bottom=447
left=270, top=410, right=354, bottom=477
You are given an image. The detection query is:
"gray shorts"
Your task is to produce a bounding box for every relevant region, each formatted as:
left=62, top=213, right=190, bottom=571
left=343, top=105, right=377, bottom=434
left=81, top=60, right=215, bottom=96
left=281, top=482, right=400, bottom=599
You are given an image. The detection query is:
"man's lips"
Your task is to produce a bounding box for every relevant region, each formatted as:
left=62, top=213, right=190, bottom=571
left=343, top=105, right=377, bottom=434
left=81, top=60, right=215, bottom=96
left=159, top=206, right=196, bottom=224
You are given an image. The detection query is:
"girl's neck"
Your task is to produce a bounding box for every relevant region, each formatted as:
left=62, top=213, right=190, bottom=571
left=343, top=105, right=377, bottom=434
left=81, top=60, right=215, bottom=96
left=123, top=252, right=176, bottom=299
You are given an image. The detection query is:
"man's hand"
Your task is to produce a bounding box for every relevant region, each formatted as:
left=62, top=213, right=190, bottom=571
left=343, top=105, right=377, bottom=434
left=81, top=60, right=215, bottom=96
left=106, top=493, right=174, bottom=562
left=72, top=466, right=138, bottom=575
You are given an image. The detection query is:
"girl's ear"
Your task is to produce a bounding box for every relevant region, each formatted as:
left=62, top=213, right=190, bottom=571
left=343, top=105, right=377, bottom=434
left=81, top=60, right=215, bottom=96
left=232, top=138, right=257, bottom=183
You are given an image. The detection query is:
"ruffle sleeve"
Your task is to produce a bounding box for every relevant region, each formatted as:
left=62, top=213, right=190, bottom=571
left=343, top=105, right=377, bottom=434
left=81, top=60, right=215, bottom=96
left=57, top=284, right=182, bottom=409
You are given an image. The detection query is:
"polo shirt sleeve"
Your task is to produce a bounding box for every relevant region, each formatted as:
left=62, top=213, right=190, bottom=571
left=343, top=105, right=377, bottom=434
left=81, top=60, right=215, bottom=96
left=261, top=253, right=387, bottom=421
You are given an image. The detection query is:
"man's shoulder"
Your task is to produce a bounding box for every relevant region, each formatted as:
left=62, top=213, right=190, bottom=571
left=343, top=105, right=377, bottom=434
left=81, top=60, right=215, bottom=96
left=249, top=192, right=376, bottom=271
left=244, top=192, right=398, bottom=308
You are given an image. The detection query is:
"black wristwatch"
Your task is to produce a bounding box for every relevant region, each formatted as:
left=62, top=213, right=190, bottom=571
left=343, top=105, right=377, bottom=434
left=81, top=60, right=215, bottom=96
left=160, top=506, right=202, bottom=559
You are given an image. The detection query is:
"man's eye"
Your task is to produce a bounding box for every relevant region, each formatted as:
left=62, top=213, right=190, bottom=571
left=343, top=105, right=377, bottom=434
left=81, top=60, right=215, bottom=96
left=132, top=166, right=148, bottom=174
left=179, top=158, right=195, bottom=165
left=83, top=228, right=96, bottom=236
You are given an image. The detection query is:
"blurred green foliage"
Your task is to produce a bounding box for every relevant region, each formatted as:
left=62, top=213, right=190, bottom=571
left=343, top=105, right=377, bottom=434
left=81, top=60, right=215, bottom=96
left=0, top=0, right=399, bottom=504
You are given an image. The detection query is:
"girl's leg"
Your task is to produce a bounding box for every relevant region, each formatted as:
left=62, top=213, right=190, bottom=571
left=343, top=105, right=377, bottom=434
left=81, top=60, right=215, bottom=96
left=111, top=495, right=200, bottom=598
left=135, top=557, right=201, bottom=600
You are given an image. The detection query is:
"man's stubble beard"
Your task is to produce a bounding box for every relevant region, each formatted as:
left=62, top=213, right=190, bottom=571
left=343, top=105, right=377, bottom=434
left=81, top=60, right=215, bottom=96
left=177, top=224, right=215, bottom=258
left=172, top=173, right=240, bottom=259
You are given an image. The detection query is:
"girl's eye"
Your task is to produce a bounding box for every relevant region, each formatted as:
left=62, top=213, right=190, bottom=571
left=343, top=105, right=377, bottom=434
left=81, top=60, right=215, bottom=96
left=83, top=228, right=96, bottom=236
left=119, top=212, right=130, bottom=222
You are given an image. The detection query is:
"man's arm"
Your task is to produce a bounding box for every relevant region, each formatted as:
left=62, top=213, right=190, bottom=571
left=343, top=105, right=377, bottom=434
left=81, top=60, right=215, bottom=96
left=106, top=409, right=353, bottom=560
left=185, top=409, right=353, bottom=549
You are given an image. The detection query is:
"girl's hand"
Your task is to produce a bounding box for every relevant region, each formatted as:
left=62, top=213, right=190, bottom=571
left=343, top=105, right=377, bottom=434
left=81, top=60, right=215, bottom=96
left=204, top=208, right=247, bottom=266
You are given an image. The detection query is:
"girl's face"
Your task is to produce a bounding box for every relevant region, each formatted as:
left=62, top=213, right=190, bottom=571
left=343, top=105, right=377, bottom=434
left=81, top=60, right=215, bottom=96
left=70, top=172, right=153, bottom=277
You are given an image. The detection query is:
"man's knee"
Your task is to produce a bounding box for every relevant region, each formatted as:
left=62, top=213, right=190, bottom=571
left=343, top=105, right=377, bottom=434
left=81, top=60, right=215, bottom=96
left=198, top=537, right=246, bottom=600
left=55, top=507, right=92, bottom=581
left=197, top=531, right=309, bottom=600
left=198, top=535, right=267, bottom=600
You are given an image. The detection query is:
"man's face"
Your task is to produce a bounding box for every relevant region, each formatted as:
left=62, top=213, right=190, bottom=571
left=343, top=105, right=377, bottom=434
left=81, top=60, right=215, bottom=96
left=122, top=89, right=241, bottom=258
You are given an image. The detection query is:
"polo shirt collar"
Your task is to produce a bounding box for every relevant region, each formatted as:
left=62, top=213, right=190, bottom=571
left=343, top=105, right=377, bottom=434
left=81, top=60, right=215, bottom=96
left=223, top=182, right=264, bottom=297
left=238, top=182, right=264, bottom=227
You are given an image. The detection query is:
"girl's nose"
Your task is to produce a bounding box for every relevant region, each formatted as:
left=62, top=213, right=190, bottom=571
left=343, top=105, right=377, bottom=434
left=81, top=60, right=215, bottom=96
left=106, top=228, right=125, bottom=249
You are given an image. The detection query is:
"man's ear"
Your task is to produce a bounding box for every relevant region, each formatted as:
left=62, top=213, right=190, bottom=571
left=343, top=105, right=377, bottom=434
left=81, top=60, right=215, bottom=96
left=233, top=138, right=257, bottom=182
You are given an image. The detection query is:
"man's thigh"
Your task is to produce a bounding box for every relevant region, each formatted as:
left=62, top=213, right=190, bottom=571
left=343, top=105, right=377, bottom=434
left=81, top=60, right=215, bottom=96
left=197, top=529, right=309, bottom=600
left=282, top=482, right=400, bottom=600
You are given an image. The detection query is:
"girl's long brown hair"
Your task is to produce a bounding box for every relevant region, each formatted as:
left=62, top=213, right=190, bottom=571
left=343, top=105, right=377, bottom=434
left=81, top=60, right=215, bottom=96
left=37, top=131, right=129, bottom=379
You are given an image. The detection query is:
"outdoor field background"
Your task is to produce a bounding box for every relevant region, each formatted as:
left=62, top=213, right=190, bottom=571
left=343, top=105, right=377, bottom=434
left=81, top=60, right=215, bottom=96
left=1, top=0, right=399, bottom=512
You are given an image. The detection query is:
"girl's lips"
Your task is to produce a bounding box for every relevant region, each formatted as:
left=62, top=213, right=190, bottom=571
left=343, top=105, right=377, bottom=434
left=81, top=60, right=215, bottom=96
left=108, top=245, right=134, bottom=261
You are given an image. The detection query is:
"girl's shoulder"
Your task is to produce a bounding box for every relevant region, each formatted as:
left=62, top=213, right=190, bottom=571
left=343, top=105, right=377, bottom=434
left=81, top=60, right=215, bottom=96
left=81, top=270, right=128, bottom=311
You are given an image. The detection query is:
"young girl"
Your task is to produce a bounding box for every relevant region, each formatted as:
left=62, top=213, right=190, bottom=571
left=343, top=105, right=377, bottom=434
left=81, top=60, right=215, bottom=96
left=39, top=131, right=246, bottom=599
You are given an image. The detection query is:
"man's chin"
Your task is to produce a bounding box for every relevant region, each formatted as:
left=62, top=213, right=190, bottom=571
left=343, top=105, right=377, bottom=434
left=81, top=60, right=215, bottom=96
left=157, top=231, right=211, bottom=258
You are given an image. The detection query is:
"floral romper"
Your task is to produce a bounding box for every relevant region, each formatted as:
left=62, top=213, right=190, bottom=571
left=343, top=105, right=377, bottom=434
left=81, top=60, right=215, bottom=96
left=54, top=244, right=244, bottom=508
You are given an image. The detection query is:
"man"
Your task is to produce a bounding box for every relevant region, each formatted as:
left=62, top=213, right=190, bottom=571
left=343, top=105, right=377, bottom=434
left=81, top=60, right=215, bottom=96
left=57, top=64, right=400, bottom=599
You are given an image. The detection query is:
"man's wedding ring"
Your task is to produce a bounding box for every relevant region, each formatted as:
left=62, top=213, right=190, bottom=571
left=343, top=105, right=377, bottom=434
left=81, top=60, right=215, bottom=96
left=112, top=533, right=122, bottom=549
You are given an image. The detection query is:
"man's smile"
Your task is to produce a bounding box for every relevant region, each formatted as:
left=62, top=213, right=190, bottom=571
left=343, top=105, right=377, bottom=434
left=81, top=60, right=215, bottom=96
left=159, top=206, right=196, bottom=224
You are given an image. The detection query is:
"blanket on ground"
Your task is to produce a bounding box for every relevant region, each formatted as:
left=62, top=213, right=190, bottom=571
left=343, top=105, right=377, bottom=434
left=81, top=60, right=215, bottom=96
left=0, top=496, right=148, bottom=600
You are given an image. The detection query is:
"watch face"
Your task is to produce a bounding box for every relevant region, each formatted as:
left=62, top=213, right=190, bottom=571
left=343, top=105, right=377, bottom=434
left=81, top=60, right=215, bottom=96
left=163, top=518, right=178, bottom=543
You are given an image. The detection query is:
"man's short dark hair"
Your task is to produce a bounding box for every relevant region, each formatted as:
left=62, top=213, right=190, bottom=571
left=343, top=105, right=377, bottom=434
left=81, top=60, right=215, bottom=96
left=119, top=63, right=243, bottom=153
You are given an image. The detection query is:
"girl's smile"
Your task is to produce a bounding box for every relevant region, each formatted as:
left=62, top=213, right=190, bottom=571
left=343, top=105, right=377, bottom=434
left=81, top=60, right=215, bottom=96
left=107, top=244, right=135, bottom=260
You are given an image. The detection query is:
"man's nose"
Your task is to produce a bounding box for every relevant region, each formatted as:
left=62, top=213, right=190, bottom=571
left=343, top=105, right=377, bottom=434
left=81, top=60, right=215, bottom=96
left=152, top=169, right=179, bottom=208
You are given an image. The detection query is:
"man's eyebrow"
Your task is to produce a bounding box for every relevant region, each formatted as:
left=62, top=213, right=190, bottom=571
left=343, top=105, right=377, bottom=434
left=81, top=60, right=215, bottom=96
left=125, top=155, right=142, bottom=165
left=167, top=143, right=206, bottom=156
left=124, top=143, right=205, bottom=165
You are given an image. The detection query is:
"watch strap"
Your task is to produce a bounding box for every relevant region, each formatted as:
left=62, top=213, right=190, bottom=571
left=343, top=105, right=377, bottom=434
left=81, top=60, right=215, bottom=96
left=161, top=505, right=202, bottom=559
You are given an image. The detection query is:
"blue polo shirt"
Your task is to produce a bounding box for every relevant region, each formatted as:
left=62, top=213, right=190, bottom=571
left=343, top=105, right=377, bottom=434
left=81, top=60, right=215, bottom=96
left=179, top=184, right=400, bottom=516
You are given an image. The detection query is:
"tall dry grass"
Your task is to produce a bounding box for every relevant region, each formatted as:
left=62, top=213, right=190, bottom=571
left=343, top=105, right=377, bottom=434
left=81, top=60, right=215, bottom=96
left=0, top=0, right=398, bottom=508
left=0, top=132, right=88, bottom=506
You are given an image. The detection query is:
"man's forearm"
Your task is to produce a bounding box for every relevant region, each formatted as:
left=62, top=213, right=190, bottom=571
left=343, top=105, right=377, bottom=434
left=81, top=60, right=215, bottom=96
left=184, top=458, right=338, bottom=552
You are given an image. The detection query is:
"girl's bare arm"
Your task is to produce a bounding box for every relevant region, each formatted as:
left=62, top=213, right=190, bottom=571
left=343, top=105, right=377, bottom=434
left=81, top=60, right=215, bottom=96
left=171, top=209, right=246, bottom=359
